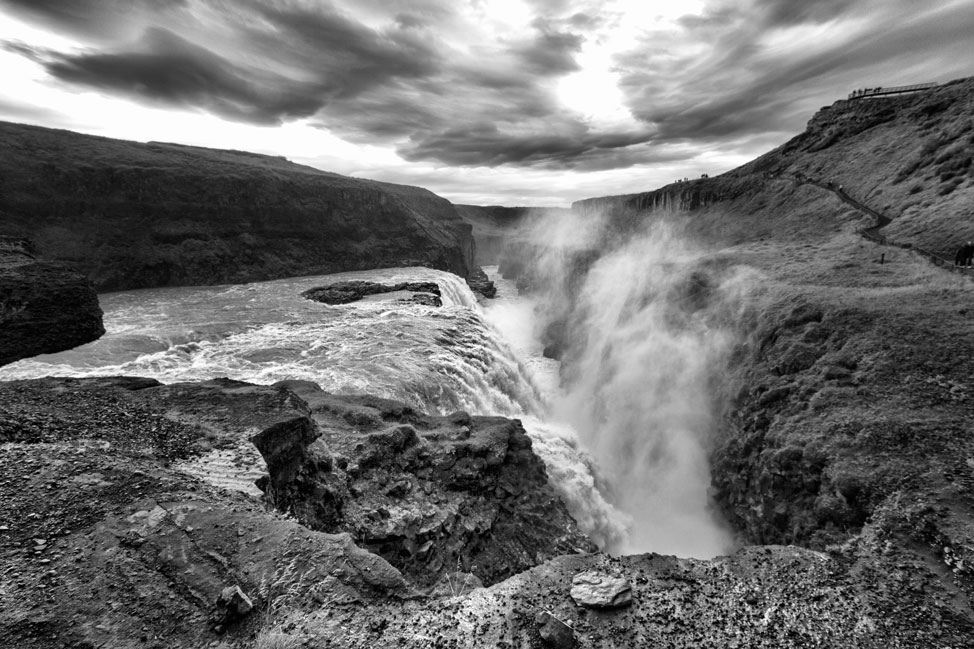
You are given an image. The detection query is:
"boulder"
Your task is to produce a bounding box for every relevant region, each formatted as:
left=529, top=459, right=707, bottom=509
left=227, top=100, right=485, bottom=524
left=301, top=281, right=441, bottom=305
left=253, top=383, right=598, bottom=586
left=215, top=585, right=254, bottom=625
left=465, top=267, right=497, bottom=298
left=569, top=571, right=632, bottom=608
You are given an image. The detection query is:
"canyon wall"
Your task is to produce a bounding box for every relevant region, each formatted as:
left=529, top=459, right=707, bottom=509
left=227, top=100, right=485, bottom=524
left=0, top=234, right=103, bottom=366
left=0, top=122, right=476, bottom=292
left=503, top=78, right=974, bottom=601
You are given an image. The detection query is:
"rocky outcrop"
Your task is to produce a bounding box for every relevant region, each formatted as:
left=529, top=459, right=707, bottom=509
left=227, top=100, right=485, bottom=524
left=0, top=235, right=104, bottom=366
left=301, top=280, right=442, bottom=306
left=254, top=380, right=595, bottom=586
left=0, top=121, right=476, bottom=292
left=571, top=174, right=763, bottom=222
left=464, top=266, right=496, bottom=298
left=2, top=375, right=972, bottom=647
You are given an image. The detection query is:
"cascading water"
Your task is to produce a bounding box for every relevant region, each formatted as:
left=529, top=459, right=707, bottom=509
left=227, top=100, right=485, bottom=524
left=0, top=265, right=629, bottom=549
left=2, top=227, right=754, bottom=558
left=508, top=210, right=760, bottom=558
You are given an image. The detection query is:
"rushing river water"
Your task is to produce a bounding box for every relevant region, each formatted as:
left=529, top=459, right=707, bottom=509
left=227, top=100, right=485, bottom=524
left=4, top=249, right=749, bottom=557
left=0, top=266, right=631, bottom=550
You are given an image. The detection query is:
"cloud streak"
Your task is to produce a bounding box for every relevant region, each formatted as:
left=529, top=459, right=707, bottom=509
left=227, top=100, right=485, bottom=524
left=1, top=0, right=972, bottom=178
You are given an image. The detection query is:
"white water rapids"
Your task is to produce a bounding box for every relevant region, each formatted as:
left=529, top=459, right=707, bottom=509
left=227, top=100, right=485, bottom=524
left=1, top=253, right=746, bottom=557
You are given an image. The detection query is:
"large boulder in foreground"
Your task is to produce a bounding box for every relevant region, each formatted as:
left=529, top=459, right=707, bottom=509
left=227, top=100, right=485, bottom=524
left=0, top=121, right=475, bottom=291
left=254, top=380, right=596, bottom=586
left=0, top=235, right=103, bottom=366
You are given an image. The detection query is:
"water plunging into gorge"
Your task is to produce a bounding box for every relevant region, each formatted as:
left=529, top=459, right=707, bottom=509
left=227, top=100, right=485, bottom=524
left=1, top=224, right=755, bottom=557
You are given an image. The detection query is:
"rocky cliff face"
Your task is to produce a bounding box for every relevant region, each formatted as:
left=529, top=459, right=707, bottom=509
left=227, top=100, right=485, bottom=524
left=3, top=376, right=971, bottom=648
left=254, top=381, right=595, bottom=586
left=500, top=77, right=974, bottom=629
left=0, top=122, right=476, bottom=291
left=0, top=234, right=104, bottom=366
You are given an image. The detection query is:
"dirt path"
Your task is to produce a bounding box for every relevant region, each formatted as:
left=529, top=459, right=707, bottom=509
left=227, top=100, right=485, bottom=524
left=783, top=172, right=973, bottom=276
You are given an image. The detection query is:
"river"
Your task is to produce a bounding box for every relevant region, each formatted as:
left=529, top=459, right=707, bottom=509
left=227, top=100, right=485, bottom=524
left=1, top=259, right=741, bottom=557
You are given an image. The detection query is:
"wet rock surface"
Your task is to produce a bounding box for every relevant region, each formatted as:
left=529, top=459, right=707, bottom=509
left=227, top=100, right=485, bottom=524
left=301, top=280, right=442, bottom=306
left=256, top=380, right=596, bottom=586
left=465, top=266, right=497, bottom=298
left=0, top=235, right=104, bottom=366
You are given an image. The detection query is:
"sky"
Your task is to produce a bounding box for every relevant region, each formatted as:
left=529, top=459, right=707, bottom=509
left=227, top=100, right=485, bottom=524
left=1, top=0, right=972, bottom=207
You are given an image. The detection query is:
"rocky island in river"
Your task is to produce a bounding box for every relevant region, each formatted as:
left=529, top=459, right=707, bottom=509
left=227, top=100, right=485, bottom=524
left=2, top=77, right=974, bottom=648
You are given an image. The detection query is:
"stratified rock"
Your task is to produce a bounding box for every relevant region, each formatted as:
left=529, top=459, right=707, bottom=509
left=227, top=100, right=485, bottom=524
left=535, top=610, right=574, bottom=648
left=254, top=381, right=597, bottom=586
left=0, top=235, right=104, bottom=366
left=301, top=280, right=441, bottom=305
left=0, top=121, right=475, bottom=292
left=569, top=571, right=632, bottom=608
left=465, top=266, right=497, bottom=298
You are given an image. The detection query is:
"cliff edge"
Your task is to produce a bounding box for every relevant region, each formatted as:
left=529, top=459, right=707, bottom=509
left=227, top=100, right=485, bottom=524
left=0, top=234, right=103, bottom=366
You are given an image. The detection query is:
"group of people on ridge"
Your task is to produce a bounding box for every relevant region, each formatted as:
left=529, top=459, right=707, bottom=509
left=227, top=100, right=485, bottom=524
left=955, top=241, right=974, bottom=267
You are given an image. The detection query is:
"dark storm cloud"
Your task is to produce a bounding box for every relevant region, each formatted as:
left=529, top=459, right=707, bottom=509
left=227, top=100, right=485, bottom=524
left=754, top=0, right=858, bottom=27
left=0, top=0, right=187, bottom=38
left=43, top=27, right=324, bottom=124
left=398, top=121, right=660, bottom=170
left=620, top=0, right=974, bottom=143
left=5, top=0, right=628, bottom=168
left=6, top=0, right=972, bottom=173
left=242, top=1, right=443, bottom=92
left=512, top=28, right=584, bottom=75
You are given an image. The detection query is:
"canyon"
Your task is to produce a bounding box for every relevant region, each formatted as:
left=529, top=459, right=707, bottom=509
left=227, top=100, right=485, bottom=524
left=2, top=77, right=974, bottom=647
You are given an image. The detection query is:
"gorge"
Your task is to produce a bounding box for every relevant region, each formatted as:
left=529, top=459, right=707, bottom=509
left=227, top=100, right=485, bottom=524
left=2, top=77, right=974, bottom=648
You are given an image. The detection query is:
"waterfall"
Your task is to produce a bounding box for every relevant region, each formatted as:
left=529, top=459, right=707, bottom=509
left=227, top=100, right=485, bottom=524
left=508, top=210, right=759, bottom=558
left=0, top=266, right=630, bottom=550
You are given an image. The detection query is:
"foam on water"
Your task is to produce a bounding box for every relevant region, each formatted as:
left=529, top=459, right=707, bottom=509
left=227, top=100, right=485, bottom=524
left=0, top=266, right=626, bottom=548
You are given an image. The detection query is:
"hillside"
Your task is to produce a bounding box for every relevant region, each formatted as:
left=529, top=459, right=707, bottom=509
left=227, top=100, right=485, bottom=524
left=498, top=76, right=974, bottom=637
left=573, top=76, right=974, bottom=256
left=0, top=122, right=476, bottom=291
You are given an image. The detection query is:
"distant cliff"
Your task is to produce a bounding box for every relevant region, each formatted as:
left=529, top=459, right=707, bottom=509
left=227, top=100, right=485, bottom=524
left=572, top=76, right=974, bottom=256
left=454, top=204, right=569, bottom=265
left=0, top=122, right=476, bottom=291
